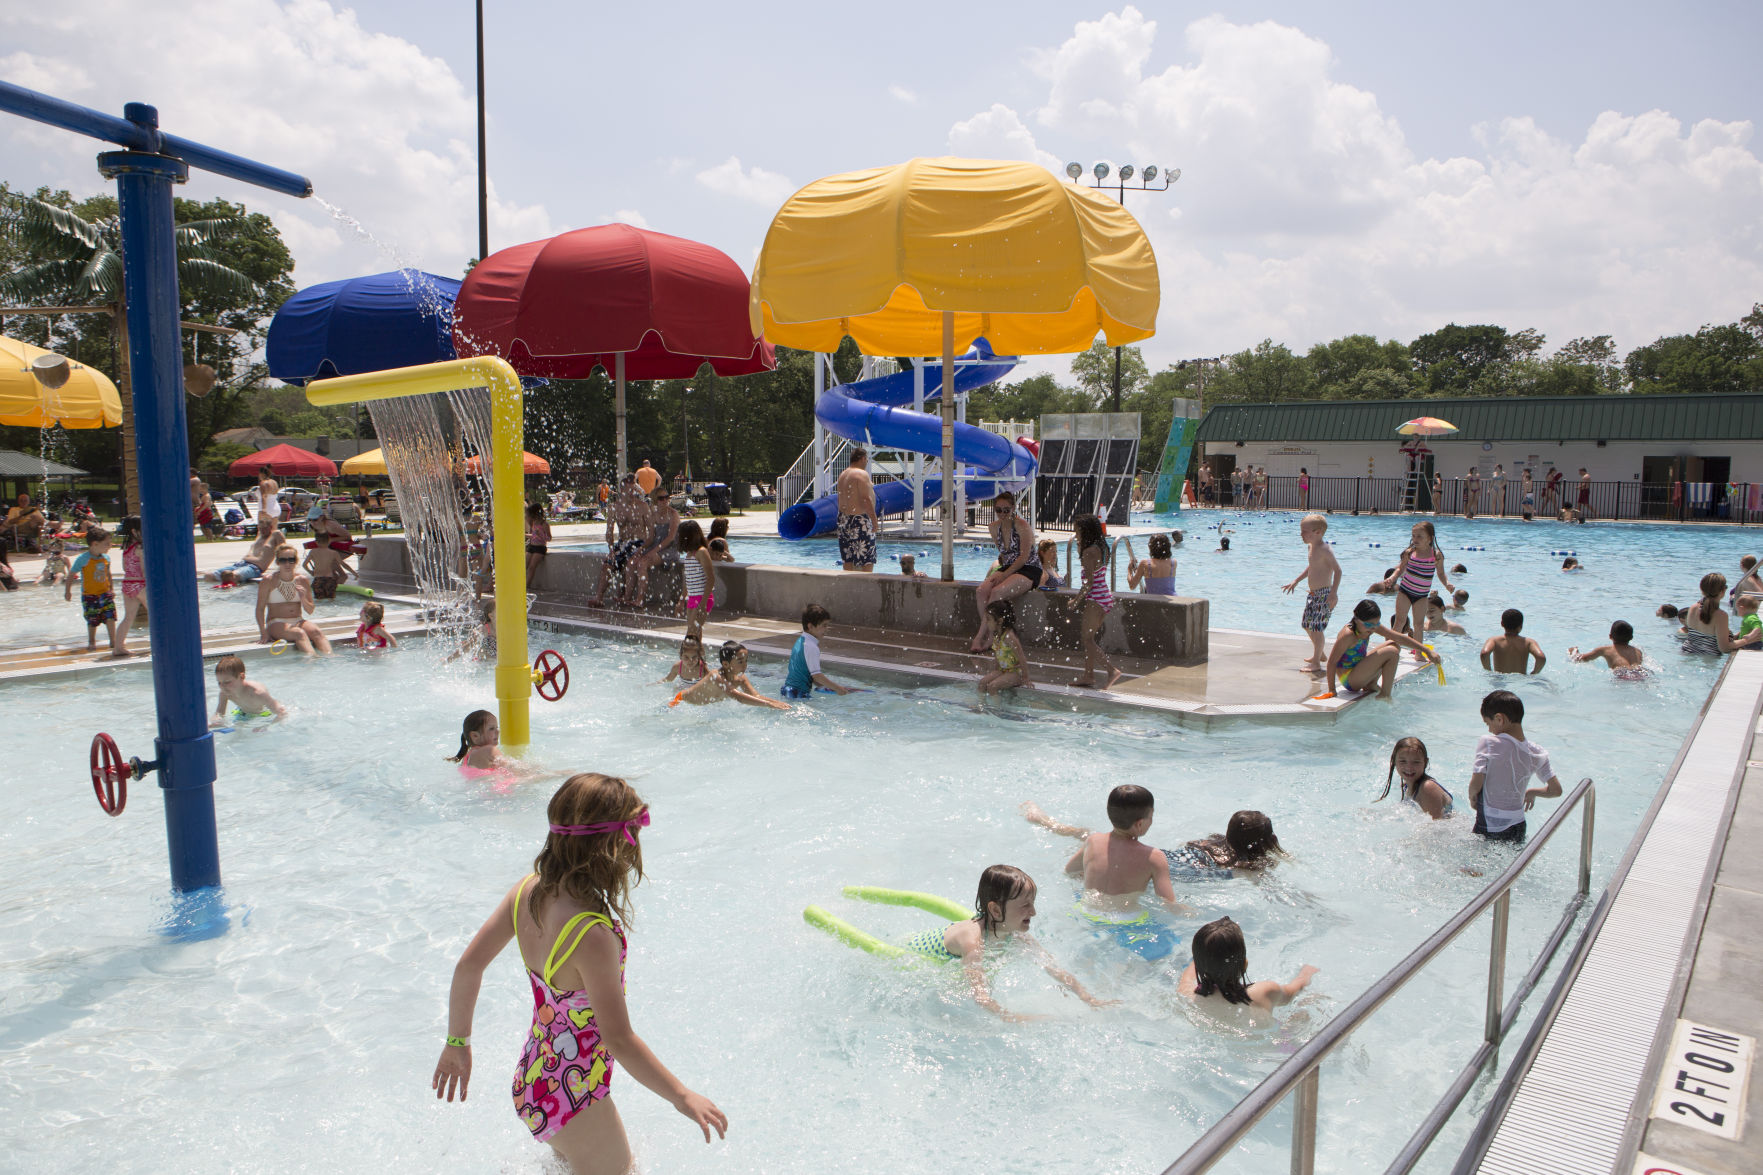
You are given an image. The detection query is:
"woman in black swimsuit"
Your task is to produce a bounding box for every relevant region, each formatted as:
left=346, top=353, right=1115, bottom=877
left=969, top=490, right=1041, bottom=653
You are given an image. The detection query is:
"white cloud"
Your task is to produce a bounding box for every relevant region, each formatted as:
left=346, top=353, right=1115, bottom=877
left=946, top=104, right=1063, bottom=174
left=889, top=84, right=918, bottom=105
left=951, top=6, right=1763, bottom=366
left=0, top=0, right=554, bottom=288
left=694, top=156, right=796, bottom=206
left=610, top=208, right=651, bottom=229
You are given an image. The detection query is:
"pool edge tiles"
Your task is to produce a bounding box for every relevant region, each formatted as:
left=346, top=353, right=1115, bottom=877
left=1474, top=652, right=1763, bottom=1175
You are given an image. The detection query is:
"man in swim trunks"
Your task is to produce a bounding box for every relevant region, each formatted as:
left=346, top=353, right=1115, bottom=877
left=209, top=526, right=285, bottom=586
left=1577, top=468, right=1593, bottom=520
left=254, top=542, right=332, bottom=655
left=835, top=448, right=877, bottom=573
left=587, top=477, right=649, bottom=608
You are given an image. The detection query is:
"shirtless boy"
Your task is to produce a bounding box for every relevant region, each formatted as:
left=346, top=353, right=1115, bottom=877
left=1480, top=608, right=1546, bottom=674
left=1281, top=513, right=1341, bottom=673
left=1569, top=621, right=1645, bottom=674
left=1055, top=785, right=1188, bottom=917
left=835, top=448, right=878, bottom=573
left=587, top=477, right=648, bottom=607
left=210, top=653, right=287, bottom=725
left=302, top=539, right=354, bottom=600
left=255, top=543, right=333, bottom=655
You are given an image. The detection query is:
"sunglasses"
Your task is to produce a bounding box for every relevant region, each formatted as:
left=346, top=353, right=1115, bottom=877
left=276, top=556, right=297, bottom=563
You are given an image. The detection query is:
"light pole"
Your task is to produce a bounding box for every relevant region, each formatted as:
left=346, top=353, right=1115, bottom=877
left=1063, top=160, right=1179, bottom=410
left=475, top=0, right=489, bottom=263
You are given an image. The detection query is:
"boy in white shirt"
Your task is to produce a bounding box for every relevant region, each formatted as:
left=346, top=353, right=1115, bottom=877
left=1467, top=689, right=1562, bottom=843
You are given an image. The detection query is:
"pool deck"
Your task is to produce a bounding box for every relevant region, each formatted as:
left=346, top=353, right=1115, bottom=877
left=518, top=598, right=1427, bottom=725
left=1472, top=651, right=1763, bottom=1175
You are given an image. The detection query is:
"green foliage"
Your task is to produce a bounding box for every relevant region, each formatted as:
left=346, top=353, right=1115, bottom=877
left=1068, top=340, right=1148, bottom=404
left=1306, top=335, right=1416, bottom=399
left=197, top=441, right=257, bottom=473
left=1204, top=340, right=1315, bottom=404
left=1624, top=322, right=1763, bottom=395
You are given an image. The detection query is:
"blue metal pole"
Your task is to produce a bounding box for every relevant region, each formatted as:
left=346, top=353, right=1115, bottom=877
left=99, top=112, right=220, bottom=893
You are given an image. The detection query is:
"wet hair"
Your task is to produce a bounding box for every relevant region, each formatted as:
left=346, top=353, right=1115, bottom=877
left=1225, top=811, right=1282, bottom=864
left=530, top=773, right=647, bottom=926
left=1378, top=736, right=1430, bottom=803
left=1611, top=620, right=1635, bottom=643
left=1453, top=589, right=1469, bottom=604
left=1382, top=567, right=1397, bottom=579
left=447, top=709, right=496, bottom=762
left=1170, top=530, right=1183, bottom=545
left=525, top=501, right=545, bottom=522
left=1699, top=573, right=1727, bottom=624
left=1561, top=557, right=1579, bottom=570
left=993, top=489, right=1017, bottom=507
left=1073, top=513, right=1106, bottom=558
left=1451, top=563, right=1468, bottom=574
left=718, top=639, right=746, bottom=667
left=1501, top=608, right=1523, bottom=633
left=1301, top=512, right=1326, bottom=533
left=1106, top=784, right=1154, bottom=831
left=677, top=519, right=706, bottom=553
left=848, top=447, right=867, bottom=465
left=1218, top=537, right=1231, bottom=551
left=802, top=603, right=831, bottom=630
left=1481, top=689, right=1524, bottom=724
left=973, top=864, right=1035, bottom=936
left=1657, top=603, right=1681, bottom=619
left=708, top=537, right=730, bottom=557
left=1036, top=539, right=1058, bottom=560
left=986, top=597, right=1017, bottom=632
left=709, top=517, right=729, bottom=540
left=361, top=601, right=385, bottom=625
left=1190, top=917, right=1252, bottom=1005
left=1352, top=599, right=1381, bottom=626
left=1427, top=591, right=1445, bottom=611
left=1147, top=534, right=1172, bottom=560
left=214, top=654, right=245, bottom=678
left=85, top=526, right=110, bottom=546
left=1409, top=521, right=1437, bottom=548
left=118, top=515, right=143, bottom=547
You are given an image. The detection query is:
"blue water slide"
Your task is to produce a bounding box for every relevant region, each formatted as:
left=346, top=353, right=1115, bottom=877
left=778, top=343, right=1037, bottom=541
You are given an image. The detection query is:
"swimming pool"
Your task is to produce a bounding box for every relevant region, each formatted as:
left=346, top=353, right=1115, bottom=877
left=0, top=511, right=1742, bottom=1173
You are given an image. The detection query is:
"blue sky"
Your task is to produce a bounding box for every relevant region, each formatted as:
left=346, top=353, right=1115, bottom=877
left=3, top=1, right=1760, bottom=373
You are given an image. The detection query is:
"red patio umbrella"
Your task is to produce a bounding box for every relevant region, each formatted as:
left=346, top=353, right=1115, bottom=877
left=228, top=443, right=339, bottom=478
left=453, top=223, right=774, bottom=478
left=466, top=451, right=549, bottom=476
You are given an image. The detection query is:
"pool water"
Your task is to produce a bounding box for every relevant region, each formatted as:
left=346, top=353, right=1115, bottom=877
left=0, top=510, right=1743, bottom=1174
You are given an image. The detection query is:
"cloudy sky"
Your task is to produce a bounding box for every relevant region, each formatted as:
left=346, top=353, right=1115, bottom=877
left=3, top=1, right=1760, bottom=372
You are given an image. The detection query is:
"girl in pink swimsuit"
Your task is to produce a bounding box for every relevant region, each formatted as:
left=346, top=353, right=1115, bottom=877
left=431, top=774, right=727, bottom=1170
left=1069, top=513, right=1122, bottom=689
left=115, top=515, right=147, bottom=653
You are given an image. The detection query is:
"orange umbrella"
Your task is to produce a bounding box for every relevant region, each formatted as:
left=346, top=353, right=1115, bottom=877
left=466, top=451, right=549, bottom=475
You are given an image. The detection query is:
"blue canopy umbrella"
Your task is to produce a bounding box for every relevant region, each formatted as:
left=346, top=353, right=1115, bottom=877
left=267, top=270, right=461, bottom=385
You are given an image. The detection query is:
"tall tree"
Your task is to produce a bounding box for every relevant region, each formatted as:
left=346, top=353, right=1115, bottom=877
left=1068, top=339, right=1148, bottom=405
left=1625, top=323, right=1763, bottom=395
left=1306, top=334, right=1416, bottom=400
left=0, top=191, right=262, bottom=510
left=1203, top=340, right=1315, bottom=403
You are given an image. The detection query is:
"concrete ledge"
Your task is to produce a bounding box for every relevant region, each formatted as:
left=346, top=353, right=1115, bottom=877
left=363, top=536, right=1209, bottom=664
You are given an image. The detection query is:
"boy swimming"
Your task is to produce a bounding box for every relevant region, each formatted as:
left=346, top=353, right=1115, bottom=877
left=1480, top=608, right=1546, bottom=674
left=210, top=654, right=286, bottom=725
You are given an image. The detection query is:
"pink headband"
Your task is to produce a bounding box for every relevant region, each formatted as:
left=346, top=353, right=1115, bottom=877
left=549, top=807, right=650, bottom=845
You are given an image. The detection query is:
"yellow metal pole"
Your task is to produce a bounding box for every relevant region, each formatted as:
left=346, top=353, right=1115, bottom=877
left=306, top=357, right=532, bottom=751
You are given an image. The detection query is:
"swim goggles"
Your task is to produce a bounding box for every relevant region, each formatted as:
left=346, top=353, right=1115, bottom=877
left=549, top=807, right=650, bottom=845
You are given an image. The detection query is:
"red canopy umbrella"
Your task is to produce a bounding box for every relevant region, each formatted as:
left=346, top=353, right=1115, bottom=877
left=453, top=223, right=774, bottom=478
left=466, top=451, right=549, bottom=476
left=228, top=443, right=339, bottom=478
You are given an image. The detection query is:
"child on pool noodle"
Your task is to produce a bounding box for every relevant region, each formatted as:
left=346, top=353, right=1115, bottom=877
left=431, top=773, right=726, bottom=1170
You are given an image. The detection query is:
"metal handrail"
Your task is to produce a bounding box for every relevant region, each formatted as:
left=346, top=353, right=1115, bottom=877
left=1161, top=779, right=1596, bottom=1175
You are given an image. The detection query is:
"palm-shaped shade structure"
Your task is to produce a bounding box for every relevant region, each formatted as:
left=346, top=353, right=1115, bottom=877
left=0, top=197, right=258, bottom=508
left=750, top=157, right=1159, bottom=577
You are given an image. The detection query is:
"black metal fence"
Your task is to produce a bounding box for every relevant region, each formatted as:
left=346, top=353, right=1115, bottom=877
left=1196, top=476, right=1763, bottom=524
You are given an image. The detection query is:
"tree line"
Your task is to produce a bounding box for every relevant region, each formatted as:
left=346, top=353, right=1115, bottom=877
left=5, top=182, right=1760, bottom=495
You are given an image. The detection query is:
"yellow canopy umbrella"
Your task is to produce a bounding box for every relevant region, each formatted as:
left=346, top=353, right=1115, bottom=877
left=749, top=157, right=1159, bottom=576
left=750, top=157, right=1157, bottom=356
left=0, top=335, right=122, bottom=428
left=340, top=448, right=386, bottom=476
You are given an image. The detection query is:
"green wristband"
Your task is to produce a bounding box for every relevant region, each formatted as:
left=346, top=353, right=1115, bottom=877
left=446, top=1035, right=470, bottom=1048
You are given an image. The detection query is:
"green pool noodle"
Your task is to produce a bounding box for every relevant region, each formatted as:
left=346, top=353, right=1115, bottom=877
left=335, top=583, right=374, bottom=598
left=803, top=905, right=907, bottom=958
left=841, top=886, right=970, bottom=922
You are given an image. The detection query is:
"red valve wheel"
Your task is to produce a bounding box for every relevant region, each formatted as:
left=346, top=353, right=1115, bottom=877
left=89, top=732, right=128, bottom=816
left=533, top=649, right=569, bottom=701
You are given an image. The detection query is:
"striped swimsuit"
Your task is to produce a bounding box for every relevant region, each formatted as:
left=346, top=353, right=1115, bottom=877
left=1397, top=548, right=1437, bottom=601
left=1084, top=566, right=1116, bottom=614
